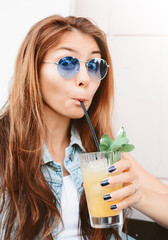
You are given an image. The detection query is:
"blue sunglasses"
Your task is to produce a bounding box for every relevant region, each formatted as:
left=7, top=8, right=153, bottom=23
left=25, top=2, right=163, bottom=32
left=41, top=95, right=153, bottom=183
left=42, top=56, right=109, bottom=81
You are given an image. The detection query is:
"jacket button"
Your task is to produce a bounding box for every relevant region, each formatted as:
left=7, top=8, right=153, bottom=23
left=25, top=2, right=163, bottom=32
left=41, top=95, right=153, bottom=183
left=70, top=154, right=73, bottom=161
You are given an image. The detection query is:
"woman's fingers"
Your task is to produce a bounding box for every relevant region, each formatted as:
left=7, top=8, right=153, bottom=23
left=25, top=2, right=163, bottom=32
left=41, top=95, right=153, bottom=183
left=108, top=158, right=132, bottom=174
left=103, top=183, right=142, bottom=211
left=100, top=153, right=142, bottom=211
left=110, top=185, right=142, bottom=211
left=103, top=183, right=140, bottom=202
left=100, top=170, right=137, bottom=187
left=101, top=154, right=138, bottom=187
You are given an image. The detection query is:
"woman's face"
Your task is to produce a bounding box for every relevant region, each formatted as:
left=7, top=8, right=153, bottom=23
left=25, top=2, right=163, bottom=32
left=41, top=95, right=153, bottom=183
left=39, top=30, right=101, bottom=119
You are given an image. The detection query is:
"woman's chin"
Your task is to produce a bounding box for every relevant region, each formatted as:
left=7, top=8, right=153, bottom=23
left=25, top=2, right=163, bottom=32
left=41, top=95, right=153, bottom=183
left=70, top=112, right=85, bottom=119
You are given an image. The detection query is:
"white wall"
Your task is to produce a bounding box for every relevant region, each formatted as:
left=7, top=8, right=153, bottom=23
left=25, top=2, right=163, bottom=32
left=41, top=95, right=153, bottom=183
left=0, top=0, right=75, bottom=107
left=75, top=0, right=168, bottom=180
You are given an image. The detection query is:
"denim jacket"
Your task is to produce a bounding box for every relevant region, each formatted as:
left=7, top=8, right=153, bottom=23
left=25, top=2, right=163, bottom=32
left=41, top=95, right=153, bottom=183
left=41, top=126, right=85, bottom=237
left=1, top=126, right=135, bottom=240
left=41, top=126, right=135, bottom=240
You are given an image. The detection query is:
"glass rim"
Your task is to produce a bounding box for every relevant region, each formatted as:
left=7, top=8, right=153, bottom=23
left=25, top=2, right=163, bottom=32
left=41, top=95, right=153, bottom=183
left=79, top=151, right=122, bottom=156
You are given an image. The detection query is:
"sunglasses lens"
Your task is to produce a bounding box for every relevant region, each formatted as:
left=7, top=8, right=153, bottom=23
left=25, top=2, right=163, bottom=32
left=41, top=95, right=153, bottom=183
left=57, top=56, right=79, bottom=79
left=87, top=58, right=108, bottom=81
left=57, top=57, right=108, bottom=81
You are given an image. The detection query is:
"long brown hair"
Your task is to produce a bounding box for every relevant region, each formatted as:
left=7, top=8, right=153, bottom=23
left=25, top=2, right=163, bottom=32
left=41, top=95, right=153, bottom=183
left=0, top=15, right=120, bottom=240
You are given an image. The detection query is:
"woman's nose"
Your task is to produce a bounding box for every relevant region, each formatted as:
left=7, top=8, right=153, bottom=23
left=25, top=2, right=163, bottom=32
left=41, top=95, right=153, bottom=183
left=74, top=62, right=90, bottom=87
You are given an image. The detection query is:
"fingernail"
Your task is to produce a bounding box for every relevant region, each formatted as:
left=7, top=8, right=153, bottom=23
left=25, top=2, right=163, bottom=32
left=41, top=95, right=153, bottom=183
left=100, top=179, right=110, bottom=186
left=108, top=165, right=116, bottom=173
left=103, top=194, right=112, bottom=200
left=110, top=204, right=117, bottom=210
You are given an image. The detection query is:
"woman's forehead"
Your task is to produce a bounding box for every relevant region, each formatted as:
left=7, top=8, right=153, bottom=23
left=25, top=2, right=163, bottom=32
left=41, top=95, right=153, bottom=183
left=45, top=31, right=101, bottom=60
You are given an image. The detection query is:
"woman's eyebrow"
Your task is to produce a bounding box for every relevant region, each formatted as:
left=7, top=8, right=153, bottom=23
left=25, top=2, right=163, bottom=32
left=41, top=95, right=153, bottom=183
left=92, top=50, right=101, bottom=54
left=54, top=47, right=101, bottom=55
left=54, top=47, right=77, bottom=53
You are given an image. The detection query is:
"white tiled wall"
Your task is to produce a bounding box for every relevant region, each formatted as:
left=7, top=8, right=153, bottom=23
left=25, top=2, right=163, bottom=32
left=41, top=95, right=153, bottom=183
left=110, top=36, right=168, bottom=178
left=109, top=0, right=168, bottom=35
left=0, top=0, right=75, bottom=108
left=75, top=0, right=168, bottom=179
left=74, top=0, right=111, bottom=34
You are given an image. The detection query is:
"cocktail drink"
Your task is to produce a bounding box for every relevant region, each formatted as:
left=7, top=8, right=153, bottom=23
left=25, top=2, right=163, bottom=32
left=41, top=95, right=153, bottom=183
left=79, top=151, right=123, bottom=229
left=79, top=101, right=134, bottom=230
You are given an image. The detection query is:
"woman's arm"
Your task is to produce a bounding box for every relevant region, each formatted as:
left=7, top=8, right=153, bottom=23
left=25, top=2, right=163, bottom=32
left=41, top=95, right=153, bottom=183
left=133, top=187, right=168, bottom=228
left=125, top=153, right=168, bottom=194
left=101, top=153, right=168, bottom=228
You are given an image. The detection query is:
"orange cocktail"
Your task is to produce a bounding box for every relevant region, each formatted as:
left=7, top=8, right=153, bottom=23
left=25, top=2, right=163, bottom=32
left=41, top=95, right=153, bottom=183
left=79, top=151, right=123, bottom=228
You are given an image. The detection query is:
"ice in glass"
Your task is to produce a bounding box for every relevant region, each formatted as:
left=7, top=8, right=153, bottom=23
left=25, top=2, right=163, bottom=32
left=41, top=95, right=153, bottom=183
left=79, top=151, right=123, bottom=229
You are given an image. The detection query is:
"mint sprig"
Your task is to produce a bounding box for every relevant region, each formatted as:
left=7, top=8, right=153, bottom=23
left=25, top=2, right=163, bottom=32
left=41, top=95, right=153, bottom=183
left=99, top=127, right=135, bottom=152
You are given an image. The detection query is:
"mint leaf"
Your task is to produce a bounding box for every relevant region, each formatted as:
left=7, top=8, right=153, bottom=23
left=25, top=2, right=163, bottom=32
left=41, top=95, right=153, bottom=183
left=99, top=134, right=113, bottom=152
left=99, top=127, right=135, bottom=153
left=117, top=126, right=126, bottom=138
left=119, top=144, right=135, bottom=152
left=110, top=136, right=129, bottom=152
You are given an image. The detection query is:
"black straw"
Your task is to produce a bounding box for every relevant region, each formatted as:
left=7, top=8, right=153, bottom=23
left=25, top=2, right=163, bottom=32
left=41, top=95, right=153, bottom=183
left=80, top=101, right=99, bottom=151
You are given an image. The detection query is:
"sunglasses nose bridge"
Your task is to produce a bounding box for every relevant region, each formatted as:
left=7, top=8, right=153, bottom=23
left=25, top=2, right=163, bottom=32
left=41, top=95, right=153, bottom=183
left=75, top=60, right=90, bottom=86
left=76, top=60, right=89, bottom=75
left=78, top=60, right=89, bottom=73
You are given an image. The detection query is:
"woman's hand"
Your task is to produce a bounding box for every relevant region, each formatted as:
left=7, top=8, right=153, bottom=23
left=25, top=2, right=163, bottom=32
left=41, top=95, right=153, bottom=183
left=100, top=153, right=168, bottom=228
left=100, top=153, right=143, bottom=211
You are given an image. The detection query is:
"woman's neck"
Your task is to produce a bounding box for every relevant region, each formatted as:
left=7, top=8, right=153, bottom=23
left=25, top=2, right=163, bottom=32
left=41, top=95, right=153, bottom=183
left=43, top=104, right=71, bottom=163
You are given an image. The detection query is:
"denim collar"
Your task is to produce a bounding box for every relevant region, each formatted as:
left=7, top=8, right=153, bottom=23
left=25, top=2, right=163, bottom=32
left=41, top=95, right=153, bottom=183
left=42, top=125, right=85, bottom=165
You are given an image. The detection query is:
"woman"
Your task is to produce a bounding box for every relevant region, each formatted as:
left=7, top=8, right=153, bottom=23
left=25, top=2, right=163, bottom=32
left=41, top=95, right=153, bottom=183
left=0, top=15, right=135, bottom=240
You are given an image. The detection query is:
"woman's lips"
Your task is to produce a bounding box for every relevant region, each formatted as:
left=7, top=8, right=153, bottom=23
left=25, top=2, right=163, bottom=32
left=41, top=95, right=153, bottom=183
left=73, top=98, right=87, bottom=103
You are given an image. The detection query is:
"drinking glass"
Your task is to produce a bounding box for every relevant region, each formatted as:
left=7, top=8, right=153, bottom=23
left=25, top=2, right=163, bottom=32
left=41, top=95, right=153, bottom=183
left=79, top=151, right=123, bottom=231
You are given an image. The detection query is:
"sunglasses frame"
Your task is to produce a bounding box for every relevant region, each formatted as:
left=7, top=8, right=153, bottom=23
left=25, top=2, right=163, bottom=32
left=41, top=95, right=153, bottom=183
left=42, top=56, right=109, bottom=81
